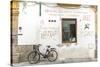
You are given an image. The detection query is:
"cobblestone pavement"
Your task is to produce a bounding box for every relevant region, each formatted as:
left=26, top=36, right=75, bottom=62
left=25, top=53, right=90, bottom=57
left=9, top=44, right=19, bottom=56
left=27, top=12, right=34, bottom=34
left=12, top=58, right=96, bottom=67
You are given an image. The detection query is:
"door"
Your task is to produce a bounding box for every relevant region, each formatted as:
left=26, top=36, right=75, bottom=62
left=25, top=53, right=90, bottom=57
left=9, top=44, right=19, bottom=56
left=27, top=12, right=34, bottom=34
left=18, top=2, right=39, bottom=45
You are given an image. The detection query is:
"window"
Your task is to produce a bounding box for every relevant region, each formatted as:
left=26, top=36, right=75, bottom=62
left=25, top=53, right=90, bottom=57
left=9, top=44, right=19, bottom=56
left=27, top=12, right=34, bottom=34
left=62, top=18, right=77, bottom=43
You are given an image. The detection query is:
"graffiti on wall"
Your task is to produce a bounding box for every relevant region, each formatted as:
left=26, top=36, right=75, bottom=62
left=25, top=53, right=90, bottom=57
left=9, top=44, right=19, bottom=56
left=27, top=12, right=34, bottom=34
left=40, top=28, right=58, bottom=39
left=84, top=23, right=90, bottom=30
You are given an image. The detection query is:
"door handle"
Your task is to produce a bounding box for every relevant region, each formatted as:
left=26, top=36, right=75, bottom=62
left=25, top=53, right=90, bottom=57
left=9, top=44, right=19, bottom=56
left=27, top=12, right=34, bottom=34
left=18, top=34, right=23, bottom=35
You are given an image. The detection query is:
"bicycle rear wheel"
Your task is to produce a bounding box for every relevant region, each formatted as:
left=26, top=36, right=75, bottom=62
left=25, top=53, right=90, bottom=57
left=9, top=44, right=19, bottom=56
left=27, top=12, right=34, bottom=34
left=28, top=51, right=40, bottom=64
left=47, top=50, right=58, bottom=62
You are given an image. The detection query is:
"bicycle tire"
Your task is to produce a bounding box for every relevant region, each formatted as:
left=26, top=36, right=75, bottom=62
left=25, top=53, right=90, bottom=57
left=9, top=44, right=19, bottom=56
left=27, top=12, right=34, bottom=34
left=27, top=51, right=40, bottom=64
left=47, top=50, right=58, bottom=62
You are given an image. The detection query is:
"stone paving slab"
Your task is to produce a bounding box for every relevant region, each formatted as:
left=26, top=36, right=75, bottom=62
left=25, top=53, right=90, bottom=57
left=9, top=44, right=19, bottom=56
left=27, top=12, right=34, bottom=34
left=12, top=58, right=97, bottom=67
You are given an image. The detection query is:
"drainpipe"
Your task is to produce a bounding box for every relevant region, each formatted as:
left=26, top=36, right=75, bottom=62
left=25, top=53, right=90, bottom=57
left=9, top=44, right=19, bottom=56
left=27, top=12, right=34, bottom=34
left=39, top=2, right=41, bottom=16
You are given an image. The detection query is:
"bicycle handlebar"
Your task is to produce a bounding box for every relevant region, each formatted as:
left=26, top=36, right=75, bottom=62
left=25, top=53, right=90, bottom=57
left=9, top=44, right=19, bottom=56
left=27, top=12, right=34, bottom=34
left=47, top=45, right=50, bottom=48
left=38, top=44, right=41, bottom=46
left=38, top=44, right=51, bottom=48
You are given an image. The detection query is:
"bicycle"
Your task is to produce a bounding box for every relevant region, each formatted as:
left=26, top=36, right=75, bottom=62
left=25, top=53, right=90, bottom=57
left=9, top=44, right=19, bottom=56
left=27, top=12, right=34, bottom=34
left=27, top=44, right=58, bottom=64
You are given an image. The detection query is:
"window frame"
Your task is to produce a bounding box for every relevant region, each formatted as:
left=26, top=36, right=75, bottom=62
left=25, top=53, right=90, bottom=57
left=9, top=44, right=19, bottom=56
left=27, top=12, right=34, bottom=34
left=62, top=18, right=77, bottom=43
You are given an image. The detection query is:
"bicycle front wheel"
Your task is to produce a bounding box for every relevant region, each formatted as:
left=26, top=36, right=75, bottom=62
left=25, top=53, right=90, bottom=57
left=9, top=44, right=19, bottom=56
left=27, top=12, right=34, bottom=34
left=47, top=50, right=58, bottom=62
left=28, top=51, right=40, bottom=64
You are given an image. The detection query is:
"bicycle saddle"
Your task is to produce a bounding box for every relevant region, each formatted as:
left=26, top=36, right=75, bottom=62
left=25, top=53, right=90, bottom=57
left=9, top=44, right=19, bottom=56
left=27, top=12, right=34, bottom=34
left=47, top=45, right=50, bottom=48
left=51, top=48, right=56, bottom=50
left=38, top=44, right=41, bottom=46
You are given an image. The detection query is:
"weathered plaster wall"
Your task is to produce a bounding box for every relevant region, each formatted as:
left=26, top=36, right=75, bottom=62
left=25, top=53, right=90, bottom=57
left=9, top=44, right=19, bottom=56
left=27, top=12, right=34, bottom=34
left=11, top=1, right=33, bottom=63
left=11, top=1, right=97, bottom=63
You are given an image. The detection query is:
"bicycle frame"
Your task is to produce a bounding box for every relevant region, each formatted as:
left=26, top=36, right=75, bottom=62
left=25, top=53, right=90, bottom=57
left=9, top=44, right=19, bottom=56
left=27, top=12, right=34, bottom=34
left=33, top=45, right=56, bottom=58
left=39, top=47, right=50, bottom=58
left=33, top=45, right=51, bottom=58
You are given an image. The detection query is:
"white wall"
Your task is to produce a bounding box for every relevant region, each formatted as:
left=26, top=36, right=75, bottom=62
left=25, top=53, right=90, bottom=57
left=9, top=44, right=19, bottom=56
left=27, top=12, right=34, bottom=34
left=39, top=4, right=96, bottom=58
left=17, top=0, right=98, bottom=59
left=18, top=2, right=96, bottom=48
left=18, top=2, right=40, bottom=45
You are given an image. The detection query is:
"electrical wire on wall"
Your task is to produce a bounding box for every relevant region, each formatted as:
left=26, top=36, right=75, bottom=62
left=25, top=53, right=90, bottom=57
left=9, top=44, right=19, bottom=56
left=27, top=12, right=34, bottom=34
left=20, top=1, right=38, bottom=14
left=20, top=1, right=59, bottom=15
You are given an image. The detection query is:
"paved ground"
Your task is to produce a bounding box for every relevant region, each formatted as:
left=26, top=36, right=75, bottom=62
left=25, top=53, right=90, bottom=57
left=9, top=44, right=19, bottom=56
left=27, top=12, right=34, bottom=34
left=12, top=58, right=96, bottom=67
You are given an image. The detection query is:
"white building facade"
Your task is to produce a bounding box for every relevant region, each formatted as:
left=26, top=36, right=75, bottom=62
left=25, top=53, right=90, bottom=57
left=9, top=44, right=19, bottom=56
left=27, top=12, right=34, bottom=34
left=18, top=2, right=97, bottom=61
